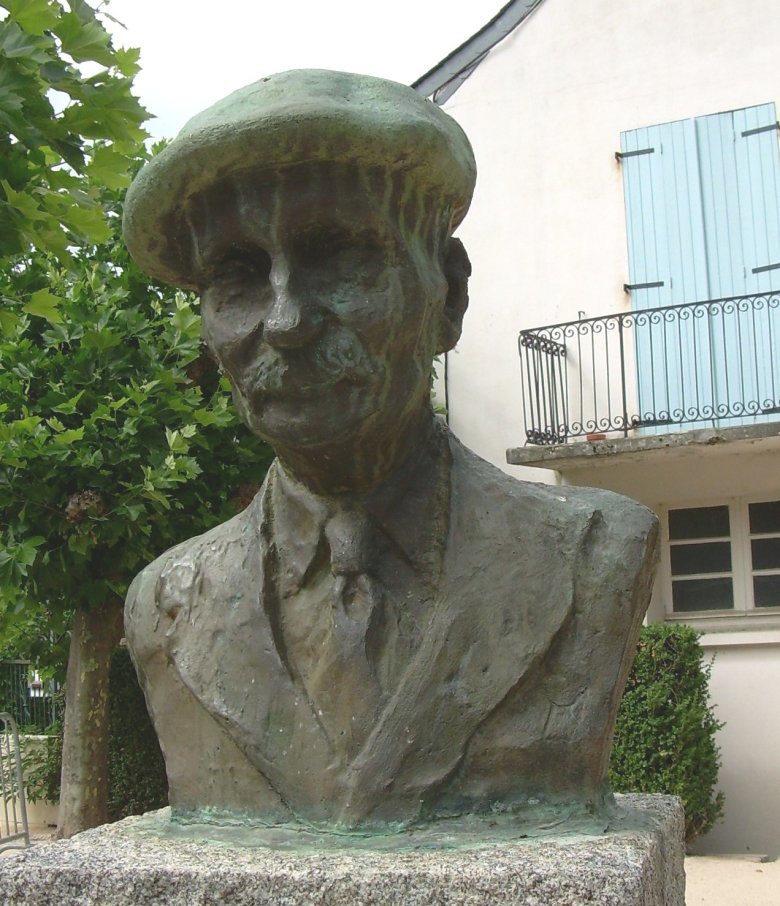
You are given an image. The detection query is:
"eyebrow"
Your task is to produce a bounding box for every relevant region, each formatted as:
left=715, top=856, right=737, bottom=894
left=191, top=202, right=399, bottom=285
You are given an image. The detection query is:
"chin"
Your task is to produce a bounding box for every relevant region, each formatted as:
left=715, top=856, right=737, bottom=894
left=239, top=394, right=374, bottom=450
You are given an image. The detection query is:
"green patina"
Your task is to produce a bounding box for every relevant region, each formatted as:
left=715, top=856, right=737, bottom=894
left=124, top=799, right=659, bottom=854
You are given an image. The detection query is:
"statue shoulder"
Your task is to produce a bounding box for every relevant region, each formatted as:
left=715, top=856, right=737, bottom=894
left=447, top=431, right=659, bottom=570
left=125, top=508, right=257, bottom=648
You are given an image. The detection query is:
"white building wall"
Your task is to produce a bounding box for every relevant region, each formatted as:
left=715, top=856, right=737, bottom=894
left=695, top=635, right=780, bottom=855
left=444, top=0, right=780, bottom=472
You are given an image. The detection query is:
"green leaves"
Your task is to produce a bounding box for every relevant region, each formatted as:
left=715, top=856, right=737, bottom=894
left=610, top=624, right=725, bottom=843
left=2, top=179, right=44, bottom=221
left=165, top=425, right=196, bottom=454
left=86, top=146, right=135, bottom=191
left=0, top=0, right=61, bottom=35
left=53, top=10, right=114, bottom=66
left=0, top=18, right=51, bottom=63
left=62, top=195, right=113, bottom=244
left=22, top=289, right=64, bottom=323
left=0, top=533, right=46, bottom=585
left=111, top=46, right=141, bottom=79
left=0, top=0, right=149, bottom=295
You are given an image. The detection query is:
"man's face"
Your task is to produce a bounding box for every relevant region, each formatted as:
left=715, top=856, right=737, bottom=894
left=195, top=164, right=447, bottom=451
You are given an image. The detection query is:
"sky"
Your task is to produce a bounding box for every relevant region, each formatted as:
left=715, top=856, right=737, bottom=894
left=104, top=1, right=498, bottom=140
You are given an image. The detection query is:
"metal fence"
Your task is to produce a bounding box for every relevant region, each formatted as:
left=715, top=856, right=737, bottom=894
left=519, top=291, right=780, bottom=444
left=0, top=713, right=30, bottom=852
left=0, top=661, right=59, bottom=732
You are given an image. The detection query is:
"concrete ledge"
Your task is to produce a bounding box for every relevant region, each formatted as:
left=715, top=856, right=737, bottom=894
left=0, top=794, right=685, bottom=905
left=507, top=421, right=780, bottom=472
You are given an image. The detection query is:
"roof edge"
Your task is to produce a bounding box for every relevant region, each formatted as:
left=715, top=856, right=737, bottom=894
left=412, top=0, right=547, bottom=105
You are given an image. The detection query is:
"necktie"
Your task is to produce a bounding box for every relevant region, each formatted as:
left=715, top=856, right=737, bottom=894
left=271, top=492, right=384, bottom=755
left=301, top=507, right=383, bottom=751
left=324, top=506, right=383, bottom=620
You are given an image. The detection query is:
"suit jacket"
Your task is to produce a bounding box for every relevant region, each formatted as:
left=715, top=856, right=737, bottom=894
left=125, top=427, right=658, bottom=829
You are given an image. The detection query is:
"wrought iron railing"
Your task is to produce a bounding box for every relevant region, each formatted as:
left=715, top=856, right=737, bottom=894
left=519, top=291, right=780, bottom=445
left=0, top=661, right=59, bottom=732
left=0, top=713, right=30, bottom=852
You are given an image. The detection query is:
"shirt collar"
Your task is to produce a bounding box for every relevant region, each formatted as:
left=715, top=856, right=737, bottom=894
left=260, top=416, right=452, bottom=593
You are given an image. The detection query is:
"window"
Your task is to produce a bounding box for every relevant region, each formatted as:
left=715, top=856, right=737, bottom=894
left=669, top=505, right=733, bottom=613
left=663, top=497, right=780, bottom=619
left=748, top=500, right=780, bottom=607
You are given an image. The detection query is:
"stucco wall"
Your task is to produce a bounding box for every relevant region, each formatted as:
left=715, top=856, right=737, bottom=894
left=694, top=635, right=780, bottom=855
left=443, top=0, right=780, bottom=475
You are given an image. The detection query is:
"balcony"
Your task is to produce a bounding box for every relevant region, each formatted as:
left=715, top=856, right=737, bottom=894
left=508, top=292, right=780, bottom=473
left=517, top=291, right=780, bottom=443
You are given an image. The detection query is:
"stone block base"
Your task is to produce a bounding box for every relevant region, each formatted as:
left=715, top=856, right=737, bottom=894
left=0, top=794, right=685, bottom=905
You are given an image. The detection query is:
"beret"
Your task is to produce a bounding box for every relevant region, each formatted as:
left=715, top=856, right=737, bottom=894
left=123, top=69, right=477, bottom=289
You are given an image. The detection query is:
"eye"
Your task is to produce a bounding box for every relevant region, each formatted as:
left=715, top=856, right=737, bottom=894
left=295, top=228, right=385, bottom=269
left=295, top=230, right=348, bottom=268
left=208, top=248, right=272, bottom=287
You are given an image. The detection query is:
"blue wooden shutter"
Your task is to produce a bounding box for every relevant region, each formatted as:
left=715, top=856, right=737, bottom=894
left=696, top=104, right=780, bottom=421
left=621, top=104, right=780, bottom=430
left=620, top=119, right=713, bottom=430
left=621, top=119, right=710, bottom=306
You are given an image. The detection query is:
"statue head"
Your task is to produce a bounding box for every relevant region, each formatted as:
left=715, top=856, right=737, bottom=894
left=123, top=71, right=476, bottom=478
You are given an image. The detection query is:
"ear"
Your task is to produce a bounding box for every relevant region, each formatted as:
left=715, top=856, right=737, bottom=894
left=436, top=237, right=471, bottom=354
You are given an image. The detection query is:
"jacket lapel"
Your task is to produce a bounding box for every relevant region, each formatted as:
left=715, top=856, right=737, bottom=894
left=338, top=438, right=579, bottom=824
left=163, top=483, right=338, bottom=815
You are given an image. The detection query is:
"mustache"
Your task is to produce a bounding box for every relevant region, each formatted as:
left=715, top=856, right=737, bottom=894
left=248, top=331, right=378, bottom=394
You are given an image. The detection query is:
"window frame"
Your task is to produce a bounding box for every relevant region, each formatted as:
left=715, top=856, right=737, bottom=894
left=659, top=494, right=780, bottom=631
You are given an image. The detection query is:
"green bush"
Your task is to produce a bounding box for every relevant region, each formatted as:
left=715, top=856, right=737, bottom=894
left=107, top=646, right=168, bottom=821
left=610, top=623, right=725, bottom=843
left=18, top=690, right=64, bottom=806
left=22, top=646, right=168, bottom=820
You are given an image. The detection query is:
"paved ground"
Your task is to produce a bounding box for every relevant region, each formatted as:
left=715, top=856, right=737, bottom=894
left=3, top=832, right=779, bottom=903
left=685, top=854, right=780, bottom=906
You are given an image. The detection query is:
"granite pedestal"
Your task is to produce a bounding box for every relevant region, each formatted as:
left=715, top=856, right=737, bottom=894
left=0, top=795, right=685, bottom=905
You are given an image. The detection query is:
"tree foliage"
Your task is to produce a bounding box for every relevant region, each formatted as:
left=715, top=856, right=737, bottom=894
left=0, top=175, right=275, bottom=675
left=0, top=0, right=148, bottom=332
left=610, top=623, right=725, bottom=843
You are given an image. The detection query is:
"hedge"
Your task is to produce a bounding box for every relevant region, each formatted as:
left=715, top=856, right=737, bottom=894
left=610, top=623, right=725, bottom=843
left=106, top=645, right=167, bottom=821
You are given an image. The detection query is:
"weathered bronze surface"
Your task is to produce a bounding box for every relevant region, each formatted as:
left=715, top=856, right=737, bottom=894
left=123, top=70, right=659, bottom=832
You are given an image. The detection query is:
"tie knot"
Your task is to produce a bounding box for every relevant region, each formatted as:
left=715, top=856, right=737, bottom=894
left=324, top=508, right=373, bottom=577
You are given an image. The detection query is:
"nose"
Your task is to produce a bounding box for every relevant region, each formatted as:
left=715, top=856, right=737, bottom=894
left=263, top=256, right=324, bottom=349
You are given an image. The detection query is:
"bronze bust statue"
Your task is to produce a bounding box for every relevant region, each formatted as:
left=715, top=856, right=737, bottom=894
left=123, top=70, right=659, bottom=831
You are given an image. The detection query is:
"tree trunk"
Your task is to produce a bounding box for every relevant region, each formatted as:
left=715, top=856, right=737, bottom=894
left=56, top=597, right=123, bottom=838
